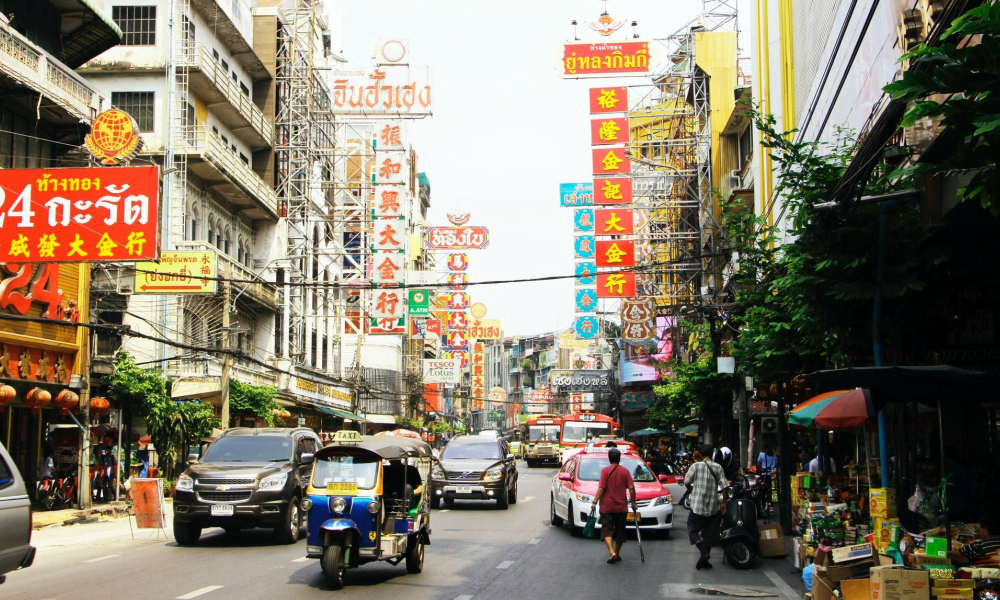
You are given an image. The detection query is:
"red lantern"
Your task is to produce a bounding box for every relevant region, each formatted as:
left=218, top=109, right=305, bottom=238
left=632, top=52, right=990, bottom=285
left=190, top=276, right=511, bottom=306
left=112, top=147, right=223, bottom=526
left=769, top=383, right=778, bottom=397
left=0, top=385, right=15, bottom=411
left=792, top=375, right=807, bottom=391
left=90, top=396, right=110, bottom=416
left=24, top=388, right=52, bottom=416
left=53, top=390, right=79, bottom=416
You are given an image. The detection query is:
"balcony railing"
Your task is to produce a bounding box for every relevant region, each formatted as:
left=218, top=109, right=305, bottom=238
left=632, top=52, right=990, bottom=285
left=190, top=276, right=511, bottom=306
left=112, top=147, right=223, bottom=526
left=188, top=44, right=273, bottom=148
left=0, top=26, right=98, bottom=121
left=175, top=240, right=278, bottom=311
left=232, top=361, right=278, bottom=389
left=177, top=127, right=279, bottom=219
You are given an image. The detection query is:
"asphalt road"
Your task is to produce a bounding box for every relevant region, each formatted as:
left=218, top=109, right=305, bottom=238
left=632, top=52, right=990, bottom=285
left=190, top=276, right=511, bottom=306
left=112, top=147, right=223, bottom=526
left=4, top=463, right=806, bottom=600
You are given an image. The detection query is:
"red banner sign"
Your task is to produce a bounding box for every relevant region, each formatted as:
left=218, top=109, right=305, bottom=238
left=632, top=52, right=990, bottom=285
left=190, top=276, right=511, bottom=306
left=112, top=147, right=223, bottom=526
left=0, top=166, right=160, bottom=263
left=591, top=117, right=629, bottom=146
left=591, top=148, right=630, bottom=175
left=594, top=209, right=634, bottom=235
left=589, top=87, right=628, bottom=114
left=593, top=177, right=633, bottom=205
left=597, top=272, right=636, bottom=298
left=559, top=41, right=658, bottom=78
left=596, top=240, right=635, bottom=267
left=424, top=226, right=490, bottom=249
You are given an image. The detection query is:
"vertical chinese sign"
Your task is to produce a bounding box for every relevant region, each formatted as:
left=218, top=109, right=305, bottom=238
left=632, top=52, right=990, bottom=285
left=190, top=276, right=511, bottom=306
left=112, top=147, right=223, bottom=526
left=369, top=122, right=408, bottom=334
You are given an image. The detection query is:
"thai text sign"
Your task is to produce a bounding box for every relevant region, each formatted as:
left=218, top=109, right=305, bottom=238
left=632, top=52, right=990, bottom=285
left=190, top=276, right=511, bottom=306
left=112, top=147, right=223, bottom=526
left=558, top=41, right=659, bottom=78
left=589, top=87, right=628, bottom=114
left=131, top=478, right=166, bottom=528
left=549, top=369, right=611, bottom=390
left=0, top=166, right=160, bottom=263
left=424, top=226, right=490, bottom=249
left=560, top=182, right=594, bottom=207
left=468, top=319, right=502, bottom=340
left=135, top=251, right=217, bottom=294
left=424, top=358, right=461, bottom=384
left=332, top=68, right=432, bottom=115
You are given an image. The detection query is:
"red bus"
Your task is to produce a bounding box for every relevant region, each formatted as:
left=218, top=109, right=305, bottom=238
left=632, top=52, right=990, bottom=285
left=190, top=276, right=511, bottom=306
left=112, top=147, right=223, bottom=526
left=559, top=411, right=619, bottom=463
left=520, top=414, right=563, bottom=467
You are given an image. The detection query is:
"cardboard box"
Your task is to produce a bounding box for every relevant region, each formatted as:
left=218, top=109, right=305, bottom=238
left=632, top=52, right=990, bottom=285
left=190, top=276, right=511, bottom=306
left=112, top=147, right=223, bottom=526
left=813, top=571, right=837, bottom=600
left=871, top=488, right=898, bottom=518
left=933, top=581, right=974, bottom=589
left=833, top=543, right=875, bottom=563
left=911, top=554, right=952, bottom=567
left=760, top=523, right=787, bottom=557
left=841, top=578, right=871, bottom=600
left=870, top=567, right=930, bottom=600
left=931, top=589, right=973, bottom=598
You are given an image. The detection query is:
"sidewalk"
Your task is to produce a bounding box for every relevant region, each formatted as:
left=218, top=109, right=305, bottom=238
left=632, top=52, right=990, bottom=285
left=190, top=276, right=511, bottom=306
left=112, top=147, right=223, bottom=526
left=32, top=499, right=170, bottom=529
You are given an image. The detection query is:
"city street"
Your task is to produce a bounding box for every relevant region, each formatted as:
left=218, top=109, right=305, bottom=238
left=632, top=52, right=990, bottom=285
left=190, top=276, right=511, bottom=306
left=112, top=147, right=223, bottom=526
left=5, top=464, right=805, bottom=600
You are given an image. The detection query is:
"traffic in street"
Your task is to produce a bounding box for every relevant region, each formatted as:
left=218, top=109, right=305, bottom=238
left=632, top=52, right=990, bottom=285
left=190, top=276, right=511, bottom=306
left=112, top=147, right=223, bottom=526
left=3, top=457, right=804, bottom=600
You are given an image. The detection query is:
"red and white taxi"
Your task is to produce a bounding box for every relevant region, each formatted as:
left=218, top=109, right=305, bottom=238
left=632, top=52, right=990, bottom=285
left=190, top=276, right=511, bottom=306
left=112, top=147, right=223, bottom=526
left=560, top=438, right=639, bottom=464
left=550, top=448, right=674, bottom=535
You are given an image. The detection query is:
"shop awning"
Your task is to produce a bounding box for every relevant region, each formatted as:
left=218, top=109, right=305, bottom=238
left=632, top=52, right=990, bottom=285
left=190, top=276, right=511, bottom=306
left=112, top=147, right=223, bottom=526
left=50, top=0, right=124, bottom=68
left=804, top=366, right=1000, bottom=405
left=677, top=424, right=699, bottom=435
left=364, top=414, right=397, bottom=425
left=312, top=405, right=367, bottom=422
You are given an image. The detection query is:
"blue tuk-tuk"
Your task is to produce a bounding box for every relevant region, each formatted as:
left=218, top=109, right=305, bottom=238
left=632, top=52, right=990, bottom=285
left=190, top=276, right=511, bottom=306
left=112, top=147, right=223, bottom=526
left=303, top=431, right=434, bottom=590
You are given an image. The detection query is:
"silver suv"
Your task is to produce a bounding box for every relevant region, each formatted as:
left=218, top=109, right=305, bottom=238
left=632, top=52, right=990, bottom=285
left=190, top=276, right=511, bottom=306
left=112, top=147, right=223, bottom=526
left=0, top=442, right=34, bottom=584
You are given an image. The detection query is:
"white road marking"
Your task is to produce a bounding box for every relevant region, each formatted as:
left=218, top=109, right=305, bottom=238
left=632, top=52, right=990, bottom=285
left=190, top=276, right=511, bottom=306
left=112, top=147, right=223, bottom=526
left=528, top=538, right=540, bottom=545
left=523, top=496, right=536, bottom=502
left=439, top=509, right=451, bottom=513
left=455, top=596, right=474, bottom=600
left=496, top=560, right=515, bottom=569
left=292, top=556, right=310, bottom=562
left=176, top=586, right=225, bottom=600
left=760, top=561, right=801, bottom=600
left=83, top=554, right=120, bottom=563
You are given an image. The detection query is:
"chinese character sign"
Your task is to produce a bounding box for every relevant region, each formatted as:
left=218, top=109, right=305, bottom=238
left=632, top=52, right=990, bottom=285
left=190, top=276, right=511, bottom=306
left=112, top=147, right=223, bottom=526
left=446, top=253, right=468, bottom=271
left=589, top=87, right=628, bottom=114
left=371, top=290, right=405, bottom=319
left=372, top=185, right=404, bottom=217
left=575, top=288, right=598, bottom=313
left=593, top=177, right=633, bottom=205
left=597, top=272, right=637, bottom=298
left=372, top=218, right=405, bottom=252
left=446, top=291, right=470, bottom=310
left=0, top=166, right=160, bottom=263
left=575, top=315, right=600, bottom=339
left=595, top=239, right=636, bottom=267
left=591, top=117, right=629, bottom=145
left=471, top=341, right=486, bottom=409
left=447, top=272, right=468, bottom=290
left=594, top=209, right=634, bottom=235
left=575, top=261, right=596, bottom=285
left=374, top=150, right=406, bottom=185
left=574, top=235, right=595, bottom=259
left=372, top=252, right=405, bottom=284
left=574, top=209, right=594, bottom=232
left=591, top=147, right=631, bottom=175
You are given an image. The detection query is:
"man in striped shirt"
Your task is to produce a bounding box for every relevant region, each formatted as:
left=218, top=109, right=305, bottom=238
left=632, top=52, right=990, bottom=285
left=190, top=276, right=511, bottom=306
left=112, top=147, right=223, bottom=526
left=950, top=514, right=1000, bottom=567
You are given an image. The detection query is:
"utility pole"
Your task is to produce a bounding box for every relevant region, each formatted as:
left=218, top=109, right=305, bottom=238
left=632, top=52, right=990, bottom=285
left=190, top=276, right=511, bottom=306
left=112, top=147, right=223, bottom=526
left=220, top=281, right=232, bottom=429
left=78, top=266, right=92, bottom=509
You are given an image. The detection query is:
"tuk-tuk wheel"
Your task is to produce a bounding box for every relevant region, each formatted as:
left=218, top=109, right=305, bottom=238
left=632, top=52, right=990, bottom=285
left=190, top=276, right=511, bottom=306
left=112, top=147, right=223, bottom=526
left=430, top=496, right=441, bottom=509
left=322, top=545, right=346, bottom=590
left=406, top=535, right=424, bottom=574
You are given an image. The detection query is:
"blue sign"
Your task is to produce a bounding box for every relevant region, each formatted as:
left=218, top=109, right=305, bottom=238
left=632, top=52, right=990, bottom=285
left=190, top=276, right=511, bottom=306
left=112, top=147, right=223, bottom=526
left=574, top=209, right=594, bottom=232
left=575, top=288, right=598, bottom=313
left=560, top=182, right=594, bottom=207
left=575, top=262, right=596, bottom=285
left=575, top=316, right=599, bottom=339
left=574, top=235, right=595, bottom=259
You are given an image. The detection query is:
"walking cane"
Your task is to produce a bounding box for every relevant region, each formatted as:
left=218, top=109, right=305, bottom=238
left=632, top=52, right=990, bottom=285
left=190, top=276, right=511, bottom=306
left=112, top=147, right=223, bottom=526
left=631, top=491, right=645, bottom=563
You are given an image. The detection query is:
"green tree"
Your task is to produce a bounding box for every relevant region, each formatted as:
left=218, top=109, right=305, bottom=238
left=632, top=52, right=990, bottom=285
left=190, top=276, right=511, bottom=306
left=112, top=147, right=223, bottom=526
left=647, top=323, right=731, bottom=430
left=228, top=380, right=280, bottom=426
left=883, top=3, right=1000, bottom=213
left=107, top=353, right=219, bottom=479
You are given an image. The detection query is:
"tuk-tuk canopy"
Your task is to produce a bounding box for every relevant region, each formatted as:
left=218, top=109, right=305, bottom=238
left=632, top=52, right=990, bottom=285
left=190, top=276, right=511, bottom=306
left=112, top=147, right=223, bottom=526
left=317, top=435, right=433, bottom=460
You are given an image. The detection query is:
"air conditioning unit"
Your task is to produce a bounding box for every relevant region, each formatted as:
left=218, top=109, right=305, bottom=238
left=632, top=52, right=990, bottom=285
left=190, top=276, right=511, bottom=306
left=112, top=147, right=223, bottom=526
left=761, top=416, right=779, bottom=434
left=728, top=169, right=742, bottom=189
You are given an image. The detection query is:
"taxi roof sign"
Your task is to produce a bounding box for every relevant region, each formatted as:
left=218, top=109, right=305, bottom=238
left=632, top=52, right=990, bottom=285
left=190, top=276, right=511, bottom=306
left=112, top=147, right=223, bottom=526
left=333, top=430, right=362, bottom=444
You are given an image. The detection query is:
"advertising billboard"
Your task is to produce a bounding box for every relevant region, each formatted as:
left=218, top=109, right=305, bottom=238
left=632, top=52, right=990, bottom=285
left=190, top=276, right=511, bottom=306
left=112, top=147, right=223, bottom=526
left=560, top=182, right=594, bottom=207
left=557, top=41, right=660, bottom=78
left=619, top=316, right=676, bottom=383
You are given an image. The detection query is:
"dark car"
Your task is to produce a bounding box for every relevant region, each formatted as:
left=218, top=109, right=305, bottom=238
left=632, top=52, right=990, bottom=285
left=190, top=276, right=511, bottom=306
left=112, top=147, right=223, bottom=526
left=172, top=427, right=320, bottom=545
left=429, top=435, right=518, bottom=509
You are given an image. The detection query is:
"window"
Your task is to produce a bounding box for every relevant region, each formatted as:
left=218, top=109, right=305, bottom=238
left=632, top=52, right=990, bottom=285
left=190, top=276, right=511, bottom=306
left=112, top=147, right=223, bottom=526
left=240, top=82, right=249, bottom=97
left=212, top=49, right=220, bottom=61
left=0, top=453, right=13, bottom=489
left=239, top=152, right=248, bottom=165
left=211, top=126, right=219, bottom=136
left=221, top=58, right=229, bottom=72
left=181, top=15, right=195, bottom=47
left=111, top=92, right=154, bottom=131
left=185, top=102, right=196, bottom=144
left=113, top=6, right=157, bottom=46
left=231, top=72, right=238, bottom=84
left=738, top=125, right=753, bottom=168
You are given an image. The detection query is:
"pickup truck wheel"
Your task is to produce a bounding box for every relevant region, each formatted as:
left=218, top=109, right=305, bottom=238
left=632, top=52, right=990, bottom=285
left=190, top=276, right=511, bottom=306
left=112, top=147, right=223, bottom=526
left=174, top=521, right=201, bottom=546
left=321, top=545, right=345, bottom=590
left=497, top=487, right=509, bottom=510
left=406, top=534, right=425, bottom=574
left=275, top=498, right=300, bottom=545
left=508, top=479, right=518, bottom=504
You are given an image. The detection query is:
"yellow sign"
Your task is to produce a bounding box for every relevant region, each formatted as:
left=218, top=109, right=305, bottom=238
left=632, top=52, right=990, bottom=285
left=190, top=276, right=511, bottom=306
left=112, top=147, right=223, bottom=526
left=85, top=108, right=142, bottom=164
left=468, top=319, right=502, bottom=340
left=559, top=332, right=591, bottom=351
left=135, top=251, right=217, bottom=294
left=470, top=302, right=488, bottom=319
left=327, top=482, right=358, bottom=496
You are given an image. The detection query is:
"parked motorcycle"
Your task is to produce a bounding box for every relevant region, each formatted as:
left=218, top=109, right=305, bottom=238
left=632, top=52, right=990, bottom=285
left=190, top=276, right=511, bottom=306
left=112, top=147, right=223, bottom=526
left=710, top=479, right=760, bottom=569
left=37, top=470, right=77, bottom=510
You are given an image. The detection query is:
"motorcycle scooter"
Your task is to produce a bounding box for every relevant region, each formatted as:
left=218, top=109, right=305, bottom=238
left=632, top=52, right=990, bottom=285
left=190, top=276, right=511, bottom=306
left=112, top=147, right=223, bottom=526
left=710, top=480, right=760, bottom=569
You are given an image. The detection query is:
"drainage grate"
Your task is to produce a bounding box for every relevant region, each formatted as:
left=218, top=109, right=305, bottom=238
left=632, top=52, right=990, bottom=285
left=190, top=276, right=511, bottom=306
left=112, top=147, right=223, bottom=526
left=688, top=587, right=779, bottom=598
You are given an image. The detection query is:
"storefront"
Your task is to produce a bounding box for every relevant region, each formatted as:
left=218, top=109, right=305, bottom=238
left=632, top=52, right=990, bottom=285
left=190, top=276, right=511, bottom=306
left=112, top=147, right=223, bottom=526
left=0, top=263, right=90, bottom=494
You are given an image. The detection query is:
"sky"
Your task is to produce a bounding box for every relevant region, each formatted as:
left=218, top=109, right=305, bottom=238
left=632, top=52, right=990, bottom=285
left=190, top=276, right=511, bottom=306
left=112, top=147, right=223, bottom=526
left=332, top=1, right=742, bottom=336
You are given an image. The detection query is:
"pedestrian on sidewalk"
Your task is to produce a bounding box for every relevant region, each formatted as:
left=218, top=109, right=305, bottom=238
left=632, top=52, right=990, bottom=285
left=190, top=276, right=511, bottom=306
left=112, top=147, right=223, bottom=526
left=684, top=443, right=729, bottom=570
left=592, top=448, right=637, bottom=564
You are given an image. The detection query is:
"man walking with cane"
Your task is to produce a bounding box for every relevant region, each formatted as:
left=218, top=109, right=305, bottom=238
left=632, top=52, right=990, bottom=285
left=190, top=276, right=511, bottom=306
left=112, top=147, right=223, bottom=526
left=685, top=443, right=729, bottom=570
left=592, top=448, right=637, bottom=564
